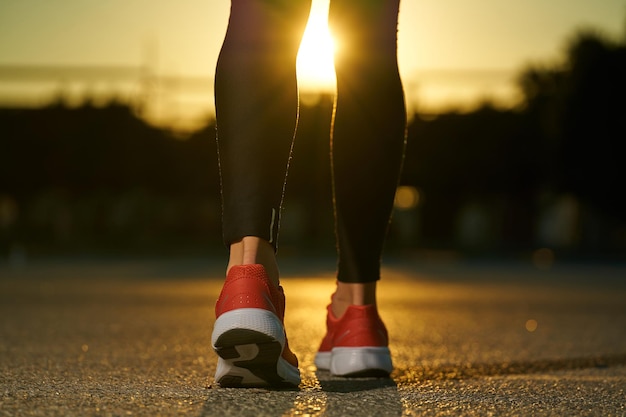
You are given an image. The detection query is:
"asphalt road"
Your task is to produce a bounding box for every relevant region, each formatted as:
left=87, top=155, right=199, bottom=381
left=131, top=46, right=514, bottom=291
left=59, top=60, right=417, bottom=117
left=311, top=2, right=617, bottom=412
left=1, top=257, right=625, bottom=416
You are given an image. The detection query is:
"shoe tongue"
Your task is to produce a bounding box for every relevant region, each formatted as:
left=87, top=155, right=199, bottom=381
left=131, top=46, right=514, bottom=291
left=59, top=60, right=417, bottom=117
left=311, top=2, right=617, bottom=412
left=244, top=263, right=267, bottom=277
left=227, top=263, right=263, bottom=277
left=227, top=264, right=270, bottom=282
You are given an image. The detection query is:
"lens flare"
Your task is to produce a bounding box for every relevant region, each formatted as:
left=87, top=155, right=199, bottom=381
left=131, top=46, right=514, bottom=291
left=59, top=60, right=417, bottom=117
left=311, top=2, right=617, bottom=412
left=296, top=1, right=337, bottom=92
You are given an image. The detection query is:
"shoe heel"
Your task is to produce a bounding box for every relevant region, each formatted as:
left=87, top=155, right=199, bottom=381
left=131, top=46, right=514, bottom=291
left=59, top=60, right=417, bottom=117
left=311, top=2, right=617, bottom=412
left=214, top=332, right=286, bottom=387
left=330, top=347, right=393, bottom=377
left=212, top=308, right=285, bottom=347
left=212, top=309, right=300, bottom=387
left=214, top=334, right=300, bottom=388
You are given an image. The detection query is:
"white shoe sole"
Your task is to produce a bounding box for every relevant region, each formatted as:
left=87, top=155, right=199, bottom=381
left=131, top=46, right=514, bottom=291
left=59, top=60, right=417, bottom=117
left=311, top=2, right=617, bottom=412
left=315, top=347, right=393, bottom=377
left=212, top=308, right=300, bottom=387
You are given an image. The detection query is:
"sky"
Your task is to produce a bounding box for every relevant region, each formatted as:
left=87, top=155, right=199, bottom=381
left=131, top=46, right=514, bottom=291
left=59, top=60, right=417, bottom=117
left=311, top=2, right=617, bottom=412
left=0, top=0, right=624, bottom=130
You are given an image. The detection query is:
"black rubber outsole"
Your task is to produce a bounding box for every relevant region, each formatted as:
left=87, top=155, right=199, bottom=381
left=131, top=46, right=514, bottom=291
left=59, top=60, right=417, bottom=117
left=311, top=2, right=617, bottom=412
left=214, top=329, right=296, bottom=388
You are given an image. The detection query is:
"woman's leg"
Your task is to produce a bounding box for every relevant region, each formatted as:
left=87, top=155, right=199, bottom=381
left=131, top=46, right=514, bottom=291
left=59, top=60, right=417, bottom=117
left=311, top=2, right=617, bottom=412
left=328, top=0, right=406, bottom=315
left=212, top=0, right=311, bottom=388
left=215, top=0, right=311, bottom=285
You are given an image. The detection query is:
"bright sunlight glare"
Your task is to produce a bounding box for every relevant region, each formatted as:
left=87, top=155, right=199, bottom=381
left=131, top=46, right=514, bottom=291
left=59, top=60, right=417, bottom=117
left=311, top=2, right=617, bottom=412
left=296, top=1, right=337, bottom=92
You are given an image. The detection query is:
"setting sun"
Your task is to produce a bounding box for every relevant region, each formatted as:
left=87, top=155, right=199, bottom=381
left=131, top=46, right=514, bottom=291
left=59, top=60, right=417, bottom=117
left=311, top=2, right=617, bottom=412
left=296, top=1, right=337, bottom=92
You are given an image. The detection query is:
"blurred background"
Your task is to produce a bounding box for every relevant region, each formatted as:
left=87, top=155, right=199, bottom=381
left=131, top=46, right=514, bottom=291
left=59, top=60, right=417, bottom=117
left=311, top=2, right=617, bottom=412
left=1, top=0, right=625, bottom=265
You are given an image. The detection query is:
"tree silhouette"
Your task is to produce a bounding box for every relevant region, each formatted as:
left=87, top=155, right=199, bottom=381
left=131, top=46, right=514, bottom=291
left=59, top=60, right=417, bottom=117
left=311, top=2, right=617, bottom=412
left=1, top=26, right=625, bottom=256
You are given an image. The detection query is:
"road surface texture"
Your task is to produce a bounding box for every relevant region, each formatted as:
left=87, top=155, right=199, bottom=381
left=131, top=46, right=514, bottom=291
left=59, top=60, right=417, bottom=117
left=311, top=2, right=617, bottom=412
left=1, top=256, right=625, bottom=416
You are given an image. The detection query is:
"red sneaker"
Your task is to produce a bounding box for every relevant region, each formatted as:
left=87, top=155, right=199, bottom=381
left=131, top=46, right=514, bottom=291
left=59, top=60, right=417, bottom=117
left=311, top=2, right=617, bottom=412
left=211, top=264, right=300, bottom=387
left=314, top=301, right=393, bottom=377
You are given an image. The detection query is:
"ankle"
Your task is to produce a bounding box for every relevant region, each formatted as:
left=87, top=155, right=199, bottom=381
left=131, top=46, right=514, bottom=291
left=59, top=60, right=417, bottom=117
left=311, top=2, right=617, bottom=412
left=227, top=236, right=279, bottom=288
left=331, top=281, right=377, bottom=318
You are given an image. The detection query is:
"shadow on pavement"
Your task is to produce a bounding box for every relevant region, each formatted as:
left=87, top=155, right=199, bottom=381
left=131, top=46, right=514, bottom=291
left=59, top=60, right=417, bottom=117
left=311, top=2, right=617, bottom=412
left=315, top=371, right=397, bottom=393
left=393, top=353, right=626, bottom=382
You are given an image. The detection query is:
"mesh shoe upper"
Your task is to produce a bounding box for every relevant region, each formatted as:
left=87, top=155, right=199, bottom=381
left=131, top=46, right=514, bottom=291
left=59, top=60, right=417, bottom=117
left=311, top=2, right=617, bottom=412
left=215, top=264, right=298, bottom=368
left=318, top=302, right=389, bottom=353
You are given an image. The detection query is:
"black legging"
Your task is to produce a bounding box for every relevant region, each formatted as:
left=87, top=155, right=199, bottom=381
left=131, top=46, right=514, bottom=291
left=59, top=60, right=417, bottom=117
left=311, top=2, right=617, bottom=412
left=215, top=0, right=406, bottom=283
